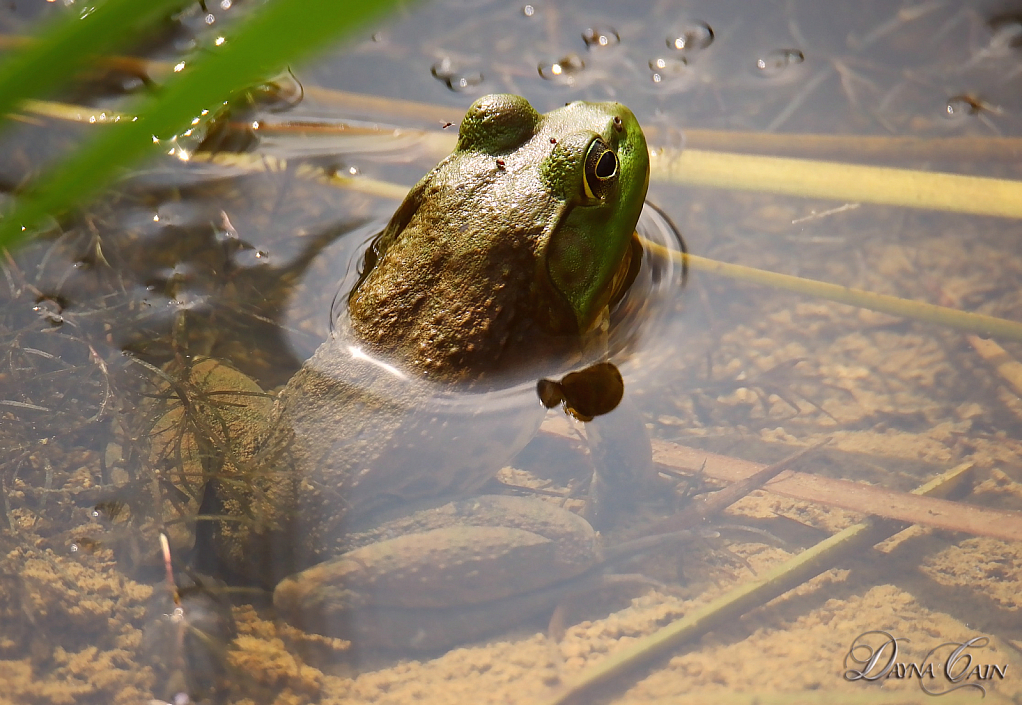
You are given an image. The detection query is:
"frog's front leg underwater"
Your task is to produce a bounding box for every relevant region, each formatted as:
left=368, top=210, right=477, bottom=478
left=158, top=92, right=668, bottom=653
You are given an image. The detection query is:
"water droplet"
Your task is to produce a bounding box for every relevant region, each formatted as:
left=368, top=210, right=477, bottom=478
left=69, top=543, right=79, bottom=553
left=582, top=25, right=619, bottom=49
left=538, top=54, right=585, bottom=84
left=522, top=4, right=535, bottom=17
left=431, top=58, right=485, bottom=92
left=667, top=22, right=714, bottom=52
left=219, top=0, right=231, bottom=8
left=205, top=13, right=215, bottom=24
left=945, top=95, right=981, bottom=119
left=649, top=56, right=688, bottom=84
left=754, top=48, right=804, bottom=78
left=232, top=248, right=271, bottom=268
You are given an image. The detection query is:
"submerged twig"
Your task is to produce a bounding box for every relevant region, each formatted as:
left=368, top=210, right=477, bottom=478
left=651, top=439, right=831, bottom=533
left=542, top=460, right=975, bottom=705
left=540, top=416, right=1021, bottom=541
left=645, top=441, right=1013, bottom=540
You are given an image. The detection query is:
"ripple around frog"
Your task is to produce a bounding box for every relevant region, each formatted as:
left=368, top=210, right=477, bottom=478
left=317, top=200, right=687, bottom=433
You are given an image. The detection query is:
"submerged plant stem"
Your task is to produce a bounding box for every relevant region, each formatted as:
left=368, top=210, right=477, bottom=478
left=543, top=460, right=975, bottom=705
left=640, top=240, right=1022, bottom=344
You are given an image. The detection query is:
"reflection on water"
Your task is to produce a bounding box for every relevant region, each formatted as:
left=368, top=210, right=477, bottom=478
left=2, top=0, right=1022, bottom=703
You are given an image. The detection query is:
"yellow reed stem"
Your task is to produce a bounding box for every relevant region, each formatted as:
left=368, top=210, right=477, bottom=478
left=652, top=148, right=1022, bottom=219
left=18, top=99, right=131, bottom=124
left=660, top=128, right=1022, bottom=163
left=639, top=242, right=1022, bottom=344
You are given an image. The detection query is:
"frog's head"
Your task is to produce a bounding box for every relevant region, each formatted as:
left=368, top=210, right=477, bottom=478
left=458, top=95, right=649, bottom=338
left=348, top=94, right=650, bottom=382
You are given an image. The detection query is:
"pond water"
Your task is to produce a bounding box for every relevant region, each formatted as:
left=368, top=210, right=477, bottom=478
left=2, top=0, right=1022, bottom=703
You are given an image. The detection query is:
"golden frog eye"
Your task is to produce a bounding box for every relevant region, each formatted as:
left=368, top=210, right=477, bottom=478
left=582, top=138, right=618, bottom=200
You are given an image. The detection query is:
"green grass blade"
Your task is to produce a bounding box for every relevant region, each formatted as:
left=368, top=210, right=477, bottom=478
left=0, top=0, right=406, bottom=251
left=0, top=0, right=190, bottom=129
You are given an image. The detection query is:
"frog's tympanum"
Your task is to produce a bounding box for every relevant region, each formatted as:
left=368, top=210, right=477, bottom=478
left=152, top=94, right=655, bottom=652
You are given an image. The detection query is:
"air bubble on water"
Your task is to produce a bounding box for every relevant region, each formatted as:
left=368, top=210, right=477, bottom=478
left=667, top=22, right=714, bottom=52
left=431, top=58, right=485, bottom=92
left=539, top=54, right=585, bottom=83
left=754, top=48, right=804, bottom=78
left=582, top=25, right=620, bottom=49
left=945, top=96, right=980, bottom=119
left=649, top=56, right=688, bottom=84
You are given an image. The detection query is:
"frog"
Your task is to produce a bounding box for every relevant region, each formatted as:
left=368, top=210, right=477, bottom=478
left=149, top=93, right=661, bottom=652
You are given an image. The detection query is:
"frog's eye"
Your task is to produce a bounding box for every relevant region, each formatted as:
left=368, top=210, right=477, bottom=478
left=582, top=139, right=618, bottom=200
